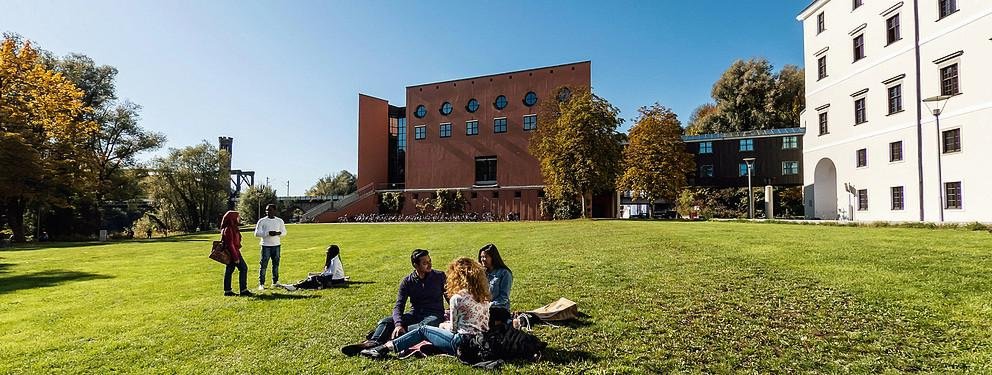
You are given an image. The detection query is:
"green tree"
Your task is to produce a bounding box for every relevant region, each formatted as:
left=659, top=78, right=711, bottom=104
left=236, top=184, right=278, bottom=225
left=0, top=36, right=96, bottom=241
left=684, top=103, right=718, bottom=135
left=307, top=170, right=357, bottom=196
left=145, top=142, right=228, bottom=233
left=530, top=86, right=624, bottom=218
left=700, top=58, right=806, bottom=133
left=616, top=104, right=695, bottom=217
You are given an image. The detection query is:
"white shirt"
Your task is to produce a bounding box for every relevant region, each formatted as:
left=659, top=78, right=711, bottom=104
left=320, top=255, right=346, bottom=280
left=253, top=216, right=287, bottom=246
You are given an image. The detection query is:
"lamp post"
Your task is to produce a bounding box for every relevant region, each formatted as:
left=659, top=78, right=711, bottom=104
left=922, top=95, right=953, bottom=222
left=743, top=157, right=756, bottom=219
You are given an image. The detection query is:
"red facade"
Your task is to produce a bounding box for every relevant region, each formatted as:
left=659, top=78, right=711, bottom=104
left=318, top=62, right=595, bottom=222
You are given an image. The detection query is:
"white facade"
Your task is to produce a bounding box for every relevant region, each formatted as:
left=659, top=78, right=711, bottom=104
left=798, top=0, right=992, bottom=222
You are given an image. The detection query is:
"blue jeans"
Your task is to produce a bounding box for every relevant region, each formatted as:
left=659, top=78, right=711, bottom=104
left=392, top=325, right=463, bottom=355
left=371, top=314, right=440, bottom=343
left=259, top=245, right=280, bottom=284
left=224, top=260, right=248, bottom=292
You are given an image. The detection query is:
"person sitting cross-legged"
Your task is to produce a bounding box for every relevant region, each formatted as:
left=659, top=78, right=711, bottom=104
left=277, top=244, right=347, bottom=291
left=359, top=256, right=490, bottom=359
left=340, top=249, right=447, bottom=356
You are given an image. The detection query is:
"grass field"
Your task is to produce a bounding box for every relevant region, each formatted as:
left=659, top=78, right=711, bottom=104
left=1, top=220, right=991, bottom=374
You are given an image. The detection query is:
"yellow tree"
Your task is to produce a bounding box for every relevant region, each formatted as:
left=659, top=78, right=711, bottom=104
left=616, top=104, right=695, bottom=218
left=0, top=36, right=96, bottom=241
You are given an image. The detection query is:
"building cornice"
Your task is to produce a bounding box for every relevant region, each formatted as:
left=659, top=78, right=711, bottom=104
left=797, top=0, right=830, bottom=21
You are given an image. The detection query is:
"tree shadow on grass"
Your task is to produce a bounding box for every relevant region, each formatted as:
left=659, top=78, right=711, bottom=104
left=3, top=236, right=211, bottom=252
left=0, top=262, right=12, bottom=274
left=0, top=270, right=113, bottom=295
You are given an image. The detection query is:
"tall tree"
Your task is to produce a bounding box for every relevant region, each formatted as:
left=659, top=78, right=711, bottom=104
left=0, top=36, right=96, bottom=241
left=529, top=86, right=624, bottom=218
left=145, top=142, right=228, bottom=233
left=710, top=58, right=777, bottom=132
left=767, top=64, right=805, bottom=127
left=306, top=170, right=357, bottom=196
left=236, top=184, right=278, bottom=225
left=684, top=103, right=718, bottom=135
left=616, top=104, right=696, bottom=217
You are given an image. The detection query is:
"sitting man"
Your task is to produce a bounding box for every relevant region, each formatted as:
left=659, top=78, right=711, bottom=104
left=342, top=249, right=447, bottom=356
left=277, top=244, right=347, bottom=291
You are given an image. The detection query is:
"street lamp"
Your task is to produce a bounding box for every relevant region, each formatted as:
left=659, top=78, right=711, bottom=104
left=743, top=157, right=756, bottom=219
left=922, top=95, right=953, bottom=222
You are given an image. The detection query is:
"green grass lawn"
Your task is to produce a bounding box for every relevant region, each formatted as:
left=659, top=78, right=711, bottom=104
left=2, top=221, right=991, bottom=374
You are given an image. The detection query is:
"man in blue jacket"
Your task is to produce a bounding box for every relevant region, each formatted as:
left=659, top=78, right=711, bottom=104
left=342, top=249, right=446, bottom=356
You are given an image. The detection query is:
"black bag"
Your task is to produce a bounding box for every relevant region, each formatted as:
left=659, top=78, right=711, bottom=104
left=457, top=324, right=546, bottom=364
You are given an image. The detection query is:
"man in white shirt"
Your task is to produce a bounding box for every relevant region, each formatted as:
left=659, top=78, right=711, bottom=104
left=254, top=204, right=286, bottom=290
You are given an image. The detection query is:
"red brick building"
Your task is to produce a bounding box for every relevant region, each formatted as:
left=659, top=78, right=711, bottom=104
left=313, top=61, right=594, bottom=222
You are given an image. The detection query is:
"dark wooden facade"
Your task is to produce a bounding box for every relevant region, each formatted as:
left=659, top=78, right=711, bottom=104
left=684, top=128, right=805, bottom=188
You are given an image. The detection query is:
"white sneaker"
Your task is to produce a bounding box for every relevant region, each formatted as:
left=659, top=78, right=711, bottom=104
left=257, top=284, right=265, bottom=291
left=283, top=284, right=297, bottom=292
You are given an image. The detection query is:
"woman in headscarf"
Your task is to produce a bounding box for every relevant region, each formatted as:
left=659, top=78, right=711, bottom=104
left=220, top=210, right=252, bottom=296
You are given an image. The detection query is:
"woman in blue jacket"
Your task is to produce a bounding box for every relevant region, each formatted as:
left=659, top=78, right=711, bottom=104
left=478, top=243, right=512, bottom=312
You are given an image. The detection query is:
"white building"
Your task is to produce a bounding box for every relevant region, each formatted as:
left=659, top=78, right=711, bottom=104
left=797, top=0, right=992, bottom=222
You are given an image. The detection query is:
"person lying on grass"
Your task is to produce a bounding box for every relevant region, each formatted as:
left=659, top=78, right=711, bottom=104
left=277, top=244, right=347, bottom=291
left=359, top=256, right=490, bottom=360
left=341, top=249, right=447, bottom=356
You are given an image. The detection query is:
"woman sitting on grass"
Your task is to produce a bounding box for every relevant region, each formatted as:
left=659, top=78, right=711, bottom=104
left=278, top=244, right=347, bottom=291
left=360, top=256, right=490, bottom=359
left=479, top=243, right=512, bottom=312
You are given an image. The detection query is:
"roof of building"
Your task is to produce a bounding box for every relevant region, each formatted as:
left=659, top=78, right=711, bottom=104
left=682, top=127, right=806, bottom=142
left=406, top=61, right=591, bottom=89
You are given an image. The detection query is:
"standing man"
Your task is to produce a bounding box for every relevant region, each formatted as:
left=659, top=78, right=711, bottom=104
left=254, top=203, right=286, bottom=290
left=341, top=249, right=446, bottom=356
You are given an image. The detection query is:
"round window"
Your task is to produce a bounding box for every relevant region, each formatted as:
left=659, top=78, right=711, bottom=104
left=557, top=88, right=572, bottom=102
left=415, top=105, right=427, bottom=118
left=494, top=95, right=508, bottom=110
left=523, top=91, right=538, bottom=107
left=440, top=102, right=453, bottom=115
left=466, top=98, right=479, bottom=113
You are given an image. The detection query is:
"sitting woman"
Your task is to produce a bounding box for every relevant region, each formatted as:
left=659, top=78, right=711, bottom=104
left=478, top=243, right=512, bottom=313
left=278, top=244, right=347, bottom=291
left=360, top=256, right=490, bottom=359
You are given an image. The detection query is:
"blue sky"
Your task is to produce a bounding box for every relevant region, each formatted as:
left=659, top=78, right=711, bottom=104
left=1, top=0, right=806, bottom=195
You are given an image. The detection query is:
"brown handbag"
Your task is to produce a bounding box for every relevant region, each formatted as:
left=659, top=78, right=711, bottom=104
left=209, top=238, right=231, bottom=264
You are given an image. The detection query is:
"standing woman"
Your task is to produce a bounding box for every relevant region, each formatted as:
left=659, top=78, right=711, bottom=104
left=220, top=210, right=253, bottom=297
left=479, top=243, right=512, bottom=312
left=360, top=257, right=490, bottom=359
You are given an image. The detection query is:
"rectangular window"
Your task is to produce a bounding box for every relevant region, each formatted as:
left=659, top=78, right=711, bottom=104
left=738, top=162, right=754, bottom=177
left=700, top=165, right=714, bottom=177
left=817, top=56, right=827, bottom=80
left=939, top=0, right=958, bottom=19
left=523, top=114, right=537, bottom=131
left=853, top=34, right=865, bottom=61
left=494, top=118, right=507, bottom=133
left=856, top=148, right=867, bottom=167
left=782, top=136, right=798, bottom=149
left=739, top=139, right=754, bottom=152
left=891, top=186, right=904, bottom=210
left=817, top=12, right=825, bottom=33
left=945, top=181, right=962, bottom=209
left=514, top=191, right=522, bottom=198
left=857, top=189, right=868, bottom=211
left=853, top=0, right=863, bottom=9
left=466, top=120, right=478, bottom=136
left=439, top=123, right=451, bottom=138
left=887, top=85, right=903, bottom=114
left=886, top=14, right=901, bottom=44
left=475, top=156, right=497, bottom=184
left=854, top=97, right=867, bottom=124
left=782, top=161, right=799, bottom=175
left=818, top=112, right=829, bottom=135
left=940, top=64, right=959, bottom=96
left=414, top=125, right=426, bottom=140
left=699, top=141, right=713, bottom=154
left=942, top=128, right=961, bottom=153
left=889, top=141, right=903, bottom=162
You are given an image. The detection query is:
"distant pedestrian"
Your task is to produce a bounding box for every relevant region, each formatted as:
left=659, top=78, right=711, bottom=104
left=220, top=210, right=252, bottom=297
left=254, top=204, right=286, bottom=290
left=146, top=228, right=153, bottom=239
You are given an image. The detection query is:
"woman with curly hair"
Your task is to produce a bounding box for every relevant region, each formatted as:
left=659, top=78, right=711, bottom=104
left=361, top=256, right=490, bottom=359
